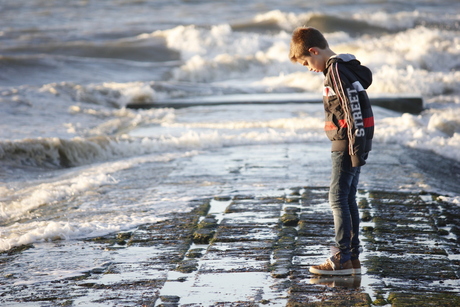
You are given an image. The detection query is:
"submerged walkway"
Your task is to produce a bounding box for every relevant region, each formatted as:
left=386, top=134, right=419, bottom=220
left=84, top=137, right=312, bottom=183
left=1, top=142, right=460, bottom=306
left=1, top=186, right=459, bottom=306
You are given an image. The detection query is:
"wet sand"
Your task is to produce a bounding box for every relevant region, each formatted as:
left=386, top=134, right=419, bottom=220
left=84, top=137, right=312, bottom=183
left=1, top=142, right=459, bottom=306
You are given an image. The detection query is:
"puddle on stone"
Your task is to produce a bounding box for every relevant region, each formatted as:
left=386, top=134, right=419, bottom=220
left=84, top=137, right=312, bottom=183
left=157, top=271, right=286, bottom=306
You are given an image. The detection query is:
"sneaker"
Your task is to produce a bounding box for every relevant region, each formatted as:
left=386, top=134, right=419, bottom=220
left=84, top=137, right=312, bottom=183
left=351, top=258, right=361, bottom=275
left=309, top=247, right=353, bottom=276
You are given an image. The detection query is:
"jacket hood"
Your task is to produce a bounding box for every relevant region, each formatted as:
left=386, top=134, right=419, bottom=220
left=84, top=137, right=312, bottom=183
left=325, top=54, right=373, bottom=89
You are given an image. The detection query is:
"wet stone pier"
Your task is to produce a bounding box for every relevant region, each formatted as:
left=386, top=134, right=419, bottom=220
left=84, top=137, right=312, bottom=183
left=1, top=187, right=460, bottom=306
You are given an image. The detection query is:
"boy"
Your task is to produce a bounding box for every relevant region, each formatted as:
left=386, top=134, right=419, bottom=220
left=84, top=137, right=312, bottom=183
left=289, top=27, right=374, bottom=275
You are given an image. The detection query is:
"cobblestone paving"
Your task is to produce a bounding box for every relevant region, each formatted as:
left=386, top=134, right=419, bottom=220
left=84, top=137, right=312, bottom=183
left=1, top=187, right=459, bottom=306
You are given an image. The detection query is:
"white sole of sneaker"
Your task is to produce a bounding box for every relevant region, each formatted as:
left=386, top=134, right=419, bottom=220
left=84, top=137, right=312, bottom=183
left=353, top=268, right=361, bottom=275
left=309, top=267, right=353, bottom=276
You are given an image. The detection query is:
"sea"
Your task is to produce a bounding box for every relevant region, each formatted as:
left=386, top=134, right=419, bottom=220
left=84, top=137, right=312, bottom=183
left=1, top=0, right=459, bottom=276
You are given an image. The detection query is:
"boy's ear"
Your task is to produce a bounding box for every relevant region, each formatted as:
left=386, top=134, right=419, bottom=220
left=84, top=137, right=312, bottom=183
left=308, top=47, right=319, bottom=55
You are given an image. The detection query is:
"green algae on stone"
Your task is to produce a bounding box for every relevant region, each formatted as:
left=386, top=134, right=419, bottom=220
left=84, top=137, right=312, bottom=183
left=286, top=291, right=372, bottom=307
left=276, top=235, right=296, bottom=247
left=192, top=228, right=215, bottom=244
left=286, top=196, right=301, bottom=203
left=213, top=195, right=232, bottom=201
left=116, top=232, right=132, bottom=240
left=0, top=243, right=34, bottom=256
left=233, top=194, right=256, bottom=200
left=176, top=259, right=199, bottom=273
left=87, top=235, right=119, bottom=245
left=279, top=226, right=298, bottom=238
left=358, top=197, right=370, bottom=209
left=365, top=255, right=457, bottom=280
left=387, top=292, right=460, bottom=307
left=289, top=187, right=302, bottom=196
left=297, top=220, right=309, bottom=236
left=372, top=296, right=388, bottom=306
left=191, top=199, right=211, bottom=217
left=361, top=210, right=372, bottom=222
left=270, top=265, right=290, bottom=278
left=270, top=225, right=297, bottom=278
left=273, top=248, right=294, bottom=259
left=186, top=248, right=205, bottom=258
left=362, top=226, right=374, bottom=232
left=197, top=215, right=218, bottom=229
left=281, top=213, right=299, bottom=226
left=285, top=206, right=300, bottom=214
left=281, top=206, right=300, bottom=226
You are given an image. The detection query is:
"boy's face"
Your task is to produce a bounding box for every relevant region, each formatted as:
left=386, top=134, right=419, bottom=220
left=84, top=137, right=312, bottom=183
left=296, top=48, right=326, bottom=73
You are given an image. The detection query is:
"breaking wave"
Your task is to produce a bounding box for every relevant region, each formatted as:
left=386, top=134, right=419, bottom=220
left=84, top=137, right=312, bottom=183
left=0, top=129, right=323, bottom=169
left=0, top=137, right=124, bottom=168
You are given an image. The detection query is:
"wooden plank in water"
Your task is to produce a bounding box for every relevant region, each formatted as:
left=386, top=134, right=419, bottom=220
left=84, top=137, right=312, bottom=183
left=127, top=94, right=424, bottom=114
left=370, top=96, right=424, bottom=114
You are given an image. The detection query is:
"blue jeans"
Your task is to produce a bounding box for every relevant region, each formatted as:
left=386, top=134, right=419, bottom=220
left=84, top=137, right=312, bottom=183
left=329, top=151, right=361, bottom=263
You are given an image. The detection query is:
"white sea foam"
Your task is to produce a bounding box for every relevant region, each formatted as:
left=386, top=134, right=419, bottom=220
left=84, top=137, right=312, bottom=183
left=439, top=196, right=460, bottom=205
left=0, top=152, right=196, bottom=252
left=0, top=216, right=165, bottom=253
left=40, top=81, right=160, bottom=108
left=1, top=170, right=116, bottom=221
left=145, top=18, right=460, bottom=100
left=375, top=110, right=460, bottom=162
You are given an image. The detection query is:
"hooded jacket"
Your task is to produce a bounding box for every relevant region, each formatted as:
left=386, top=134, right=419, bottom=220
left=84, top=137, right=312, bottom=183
left=323, top=54, right=374, bottom=167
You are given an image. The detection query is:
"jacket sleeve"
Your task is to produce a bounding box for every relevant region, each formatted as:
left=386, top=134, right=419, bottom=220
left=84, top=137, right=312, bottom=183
left=330, top=62, right=368, bottom=167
